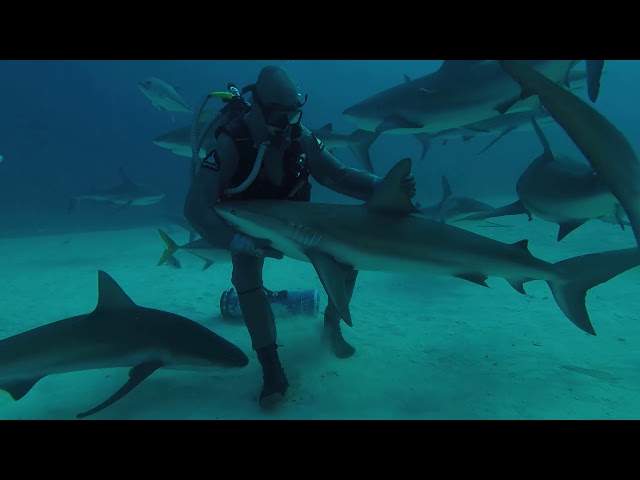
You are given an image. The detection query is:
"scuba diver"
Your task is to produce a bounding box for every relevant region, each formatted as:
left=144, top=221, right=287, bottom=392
left=184, top=65, right=417, bottom=409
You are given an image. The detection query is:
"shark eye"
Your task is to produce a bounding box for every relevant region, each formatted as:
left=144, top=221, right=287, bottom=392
left=230, top=209, right=236, bottom=215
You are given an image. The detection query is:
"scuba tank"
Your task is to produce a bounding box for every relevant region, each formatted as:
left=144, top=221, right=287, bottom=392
left=220, top=286, right=320, bottom=321
left=189, top=83, right=251, bottom=183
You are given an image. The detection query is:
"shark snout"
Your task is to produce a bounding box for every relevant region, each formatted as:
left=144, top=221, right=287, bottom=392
left=227, top=347, right=250, bottom=367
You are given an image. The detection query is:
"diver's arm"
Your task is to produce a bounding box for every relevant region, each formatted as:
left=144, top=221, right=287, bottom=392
left=302, top=129, right=380, bottom=201
left=183, top=132, right=239, bottom=249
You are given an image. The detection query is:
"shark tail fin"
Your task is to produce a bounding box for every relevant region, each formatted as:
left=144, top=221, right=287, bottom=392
left=548, top=247, right=640, bottom=336
left=347, top=129, right=382, bottom=174
left=157, top=228, right=180, bottom=266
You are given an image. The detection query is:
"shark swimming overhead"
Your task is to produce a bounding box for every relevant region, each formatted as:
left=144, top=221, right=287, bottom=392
left=138, top=77, right=194, bottom=119
left=342, top=60, right=598, bottom=136
left=498, top=60, right=640, bottom=246
left=215, top=157, right=640, bottom=337
left=0, top=270, right=249, bottom=419
left=460, top=118, right=629, bottom=241
left=67, top=167, right=165, bottom=213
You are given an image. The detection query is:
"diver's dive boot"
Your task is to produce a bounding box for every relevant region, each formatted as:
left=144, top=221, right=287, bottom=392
left=324, top=312, right=356, bottom=359
left=256, top=343, right=289, bottom=409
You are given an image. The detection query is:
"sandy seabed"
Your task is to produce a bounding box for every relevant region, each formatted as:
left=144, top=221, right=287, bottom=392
left=1, top=203, right=639, bottom=420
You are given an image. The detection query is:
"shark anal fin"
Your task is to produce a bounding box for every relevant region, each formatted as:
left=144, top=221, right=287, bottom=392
left=455, top=273, right=489, bottom=288
left=76, top=360, right=164, bottom=419
left=557, top=220, right=588, bottom=242
left=0, top=376, right=46, bottom=400
left=306, top=250, right=352, bottom=326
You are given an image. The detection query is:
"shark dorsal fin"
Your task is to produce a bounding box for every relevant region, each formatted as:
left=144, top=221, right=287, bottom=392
left=531, top=118, right=554, bottom=162
left=317, top=123, right=333, bottom=134
left=404, top=74, right=412, bottom=83
left=365, top=158, right=421, bottom=215
left=441, top=176, right=452, bottom=202
left=95, top=270, right=137, bottom=311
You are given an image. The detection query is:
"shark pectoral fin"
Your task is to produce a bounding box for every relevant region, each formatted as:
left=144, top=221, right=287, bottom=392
left=76, top=360, right=164, bottom=419
left=375, top=117, right=423, bottom=133
left=455, top=273, right=489, bottom=288
left=365, top=158, right=421, bottom=216
left=306, top=250, right=352, bottom=327
left=95, top=270, right=138, bottom=311
left=202, top=260, right=214, bottom=271
left=0, top=376, right=46, bottom=400
left=557, top=220, right=588, bottom=242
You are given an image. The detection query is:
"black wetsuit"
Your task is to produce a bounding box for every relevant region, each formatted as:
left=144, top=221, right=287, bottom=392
left=185, top=114, right=379, bottom=350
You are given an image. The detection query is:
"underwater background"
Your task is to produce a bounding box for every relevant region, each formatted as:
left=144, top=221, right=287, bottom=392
left=0, top=60, right=638, bottom=419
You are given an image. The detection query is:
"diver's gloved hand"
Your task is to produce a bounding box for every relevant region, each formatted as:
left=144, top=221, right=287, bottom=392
left=402, top=174, right=417, bottom=198
left=230, top=233, right=284, bottom=260
left=373, top=174, right=417, bottom=198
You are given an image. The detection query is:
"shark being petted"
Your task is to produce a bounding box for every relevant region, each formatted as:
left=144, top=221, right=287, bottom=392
left=498, top=60, right=640, bottom=246
left=67, top=167, right=165, bottom=213
left=460, top=118, right=629, bottom=241
left=215, top=157, right=640, bottom=336
left=342, top=61, right=602, bottom=136
left=0, top=271, right=249, bottom=419
left=138, top=77, right=194, bottom=120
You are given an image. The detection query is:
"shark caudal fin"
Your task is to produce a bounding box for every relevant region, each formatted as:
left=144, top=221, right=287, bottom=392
left=548, top=247, right=640, bottom=335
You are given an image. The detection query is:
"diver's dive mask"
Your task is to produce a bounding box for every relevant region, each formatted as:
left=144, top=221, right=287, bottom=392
left=253, top=91, right=308, bottom=130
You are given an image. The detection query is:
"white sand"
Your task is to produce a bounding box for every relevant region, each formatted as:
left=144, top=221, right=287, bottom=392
left=1, top=210, right=639, bottom=420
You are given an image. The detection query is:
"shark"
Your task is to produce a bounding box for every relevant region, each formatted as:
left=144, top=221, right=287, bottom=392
left=153, top=120, right=381, bottom=173
left=498, top=60, right=640, bottom=246
left=342, top=60, right=600, bottom=136
left=310, top=123, right=381, bottom=173
left=415, top=176, right=496, bottom=224
left=157, top=228, right=231, bottom=271
left=67, top=167, right=165, bottom=213
left=138, top=77, right=194, bottom=120
left=0, top=270, right=249, bottom=419
left=409, top=68, right=596, bottom=160
left=460, top=118, right=629, bottom=242
left=214, top=157, right=640, bottom=337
